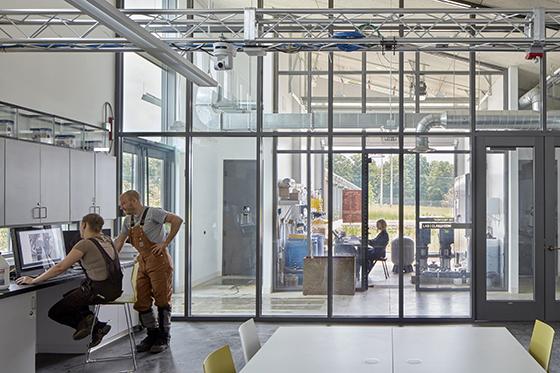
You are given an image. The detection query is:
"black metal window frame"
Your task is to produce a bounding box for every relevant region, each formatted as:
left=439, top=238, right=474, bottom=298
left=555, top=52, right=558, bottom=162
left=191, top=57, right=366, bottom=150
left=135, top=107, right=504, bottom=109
left=114, top=0, right=560, bottom=323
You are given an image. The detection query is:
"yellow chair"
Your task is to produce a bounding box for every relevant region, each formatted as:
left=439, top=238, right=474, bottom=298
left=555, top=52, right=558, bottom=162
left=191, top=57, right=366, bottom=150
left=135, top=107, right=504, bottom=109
left=529, top=319, right=555, bottom=372
left=203, top=345, right=236, bottom=373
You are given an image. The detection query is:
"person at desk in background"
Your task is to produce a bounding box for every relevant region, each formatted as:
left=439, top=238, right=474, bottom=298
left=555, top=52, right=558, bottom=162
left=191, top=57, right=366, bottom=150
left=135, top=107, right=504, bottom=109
left=113, top=190, right=183, bottom=354
left=16, top=213, right=123, bottom=348
left=366, top=219, right=389, bottom=285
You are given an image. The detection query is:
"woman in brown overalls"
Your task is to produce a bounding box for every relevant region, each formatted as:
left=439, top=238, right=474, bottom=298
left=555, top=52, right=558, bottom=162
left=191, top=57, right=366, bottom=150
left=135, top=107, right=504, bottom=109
left=115, top=190, right=183, bottom=354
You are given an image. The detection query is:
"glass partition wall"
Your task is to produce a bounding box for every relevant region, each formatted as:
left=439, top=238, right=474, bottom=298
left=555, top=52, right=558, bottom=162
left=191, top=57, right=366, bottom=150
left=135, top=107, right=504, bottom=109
left=118, top=4, right=560, bottom=322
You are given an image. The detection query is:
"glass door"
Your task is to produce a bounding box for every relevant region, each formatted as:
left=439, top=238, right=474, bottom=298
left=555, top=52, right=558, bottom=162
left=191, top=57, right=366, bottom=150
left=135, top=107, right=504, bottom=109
left=545, top=137, right=560, bottom=320
left=476, top=136, right=545, bottom=320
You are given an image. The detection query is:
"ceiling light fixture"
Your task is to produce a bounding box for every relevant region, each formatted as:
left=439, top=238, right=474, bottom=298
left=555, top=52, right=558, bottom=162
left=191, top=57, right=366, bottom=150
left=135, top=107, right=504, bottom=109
left=434, top=0, right=472, bottom=9
left=64, top=0, right=217, bottom=87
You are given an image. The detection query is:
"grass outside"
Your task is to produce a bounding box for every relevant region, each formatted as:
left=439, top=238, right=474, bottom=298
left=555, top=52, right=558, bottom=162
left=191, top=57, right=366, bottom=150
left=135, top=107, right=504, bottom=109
left=341, top=204, right=453, bottom=243
left=368, top=204, right=452, bottom=220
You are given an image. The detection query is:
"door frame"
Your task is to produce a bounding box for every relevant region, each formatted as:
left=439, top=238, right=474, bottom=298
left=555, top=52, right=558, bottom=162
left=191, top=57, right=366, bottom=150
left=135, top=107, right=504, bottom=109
left=475, top=135, right=545, bottom=321
left=545, top=136, right=560, bottom=321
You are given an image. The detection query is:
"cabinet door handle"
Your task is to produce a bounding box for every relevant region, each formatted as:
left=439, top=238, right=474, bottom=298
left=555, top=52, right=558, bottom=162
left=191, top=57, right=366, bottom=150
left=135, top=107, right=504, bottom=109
left=89, top=206, right=96, bottom=213
left=96, top=206, right=101, bottom=214
left=41, top=207, right=48, bottom=219
left=32, top=207, right=41, bottom=219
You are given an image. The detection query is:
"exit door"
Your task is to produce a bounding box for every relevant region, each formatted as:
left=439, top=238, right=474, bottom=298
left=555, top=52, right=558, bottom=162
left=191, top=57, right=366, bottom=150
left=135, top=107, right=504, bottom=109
left=476, top=136, right=560, bottom=321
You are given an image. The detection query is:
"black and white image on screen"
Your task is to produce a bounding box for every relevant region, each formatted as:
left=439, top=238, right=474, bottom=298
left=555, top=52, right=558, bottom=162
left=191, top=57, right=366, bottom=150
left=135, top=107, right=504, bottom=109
left=19, top=228, right=65, bottom=268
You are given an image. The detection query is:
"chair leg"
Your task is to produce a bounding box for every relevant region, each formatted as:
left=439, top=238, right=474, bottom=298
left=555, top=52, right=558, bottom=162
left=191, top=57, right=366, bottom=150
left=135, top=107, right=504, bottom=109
left=85, top=304, right=101, bottom=364
left=382, top=261, right=389, bottom=279
left=85, top=304, right=137, bottom=372
left=124, top=303, right=138, bottom=372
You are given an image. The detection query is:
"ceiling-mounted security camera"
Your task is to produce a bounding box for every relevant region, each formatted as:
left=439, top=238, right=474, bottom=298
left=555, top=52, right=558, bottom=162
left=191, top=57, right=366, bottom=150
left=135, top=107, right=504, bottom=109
left=213, top=42, right=236, bottom=71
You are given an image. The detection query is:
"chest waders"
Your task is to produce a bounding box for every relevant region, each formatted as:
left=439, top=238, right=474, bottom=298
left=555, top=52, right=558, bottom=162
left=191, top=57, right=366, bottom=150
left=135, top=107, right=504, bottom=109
left=129, top=208, right=172, bottom=353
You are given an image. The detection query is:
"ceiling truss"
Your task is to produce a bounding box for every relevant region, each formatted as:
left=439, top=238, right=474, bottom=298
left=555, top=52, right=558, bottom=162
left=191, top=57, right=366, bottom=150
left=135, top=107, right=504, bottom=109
left=1, top=8, right=560, bottom=53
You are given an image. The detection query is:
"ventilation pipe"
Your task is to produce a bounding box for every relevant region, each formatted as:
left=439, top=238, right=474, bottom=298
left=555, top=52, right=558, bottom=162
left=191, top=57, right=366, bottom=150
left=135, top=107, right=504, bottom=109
left=518, top=70, right=560, bottom=111
left=416, top=110, right=560, bottom=151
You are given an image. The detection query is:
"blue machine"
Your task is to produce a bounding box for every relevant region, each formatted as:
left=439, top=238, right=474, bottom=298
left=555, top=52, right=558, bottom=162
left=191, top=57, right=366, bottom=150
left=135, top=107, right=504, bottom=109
left=284, top=238, right=308, bottom=270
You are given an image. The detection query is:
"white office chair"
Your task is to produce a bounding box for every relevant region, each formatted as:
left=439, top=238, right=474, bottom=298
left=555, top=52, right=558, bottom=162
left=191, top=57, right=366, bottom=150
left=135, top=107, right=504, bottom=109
left=85, top=261, right=139, bottom=372
left=238, top=318, right=261, bottom=364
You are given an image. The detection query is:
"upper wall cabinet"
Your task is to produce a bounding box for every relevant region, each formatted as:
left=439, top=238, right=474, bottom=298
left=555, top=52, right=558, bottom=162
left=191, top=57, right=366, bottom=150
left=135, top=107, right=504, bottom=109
left=0, top=139, right=5, bottom=227
left=5, top=139, right=70, bottom=225
left=40, top=145, right=70, bottom=223
left=5, top=139, right=42, bottom=226
left=95, top=153, right=116, bottom=220
left=70, top=149, right=95, bottom=222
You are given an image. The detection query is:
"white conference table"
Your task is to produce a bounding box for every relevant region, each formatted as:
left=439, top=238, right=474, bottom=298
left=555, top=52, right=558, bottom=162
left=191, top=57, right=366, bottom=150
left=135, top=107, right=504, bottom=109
left=240, top=326, right=545, bottom=373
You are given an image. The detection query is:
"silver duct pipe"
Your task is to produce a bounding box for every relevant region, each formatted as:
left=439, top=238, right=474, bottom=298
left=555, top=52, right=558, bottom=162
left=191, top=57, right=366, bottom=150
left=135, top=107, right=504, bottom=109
left=518, top=87, right=540, bottom=111
left=416, top=110, right=560, bottom=151
left=518, top=71, right=560, bottom=111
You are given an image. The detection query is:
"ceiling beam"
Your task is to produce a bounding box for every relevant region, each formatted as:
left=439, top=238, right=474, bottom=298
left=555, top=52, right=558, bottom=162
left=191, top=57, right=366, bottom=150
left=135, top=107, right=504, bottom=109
left=64, top=0, right=217, bottom=87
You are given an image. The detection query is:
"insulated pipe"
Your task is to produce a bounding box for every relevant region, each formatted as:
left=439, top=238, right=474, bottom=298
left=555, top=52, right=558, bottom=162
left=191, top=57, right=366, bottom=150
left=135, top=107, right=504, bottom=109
left=416, top=110, right=560, bottom=150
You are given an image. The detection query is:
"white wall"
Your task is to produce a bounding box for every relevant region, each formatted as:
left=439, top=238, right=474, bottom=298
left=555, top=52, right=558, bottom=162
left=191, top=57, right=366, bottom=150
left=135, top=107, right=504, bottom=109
left=0, top=1, right=115, bottom=125
left=191, top=137, right=256, bottom=285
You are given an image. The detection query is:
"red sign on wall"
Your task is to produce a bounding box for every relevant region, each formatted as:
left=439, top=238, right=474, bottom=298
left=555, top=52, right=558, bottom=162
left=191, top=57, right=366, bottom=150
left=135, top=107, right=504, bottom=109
left=342, top=189, right=361, bottom=223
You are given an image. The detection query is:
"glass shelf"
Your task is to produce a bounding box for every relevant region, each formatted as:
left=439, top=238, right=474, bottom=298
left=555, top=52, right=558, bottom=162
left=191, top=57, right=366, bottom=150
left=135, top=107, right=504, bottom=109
left=0, top=101, right=109, bottom=151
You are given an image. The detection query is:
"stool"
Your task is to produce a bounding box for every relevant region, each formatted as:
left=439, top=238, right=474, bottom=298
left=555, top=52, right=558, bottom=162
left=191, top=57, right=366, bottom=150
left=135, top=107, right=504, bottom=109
left=372, top=257, right=390, bottom=279
left=85, top=303, right=137, bottom=371
left=85, top=262, right=139, bottom=372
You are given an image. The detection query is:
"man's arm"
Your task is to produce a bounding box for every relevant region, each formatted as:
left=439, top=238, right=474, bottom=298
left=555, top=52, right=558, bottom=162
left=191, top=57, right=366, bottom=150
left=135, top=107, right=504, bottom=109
left=113, top=232, right=128, bottom=253
left=151, top=213, right=183, bottom=256
left=16, top=249, right=84, bottom=285
left=163, top=213, right=183, bottom=247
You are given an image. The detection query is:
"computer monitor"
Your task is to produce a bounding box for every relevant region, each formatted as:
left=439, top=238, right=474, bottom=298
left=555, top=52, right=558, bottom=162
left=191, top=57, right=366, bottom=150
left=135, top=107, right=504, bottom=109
left=63, top=228, right=112, bottom=255
left=12, top=226, right=66, bottom=274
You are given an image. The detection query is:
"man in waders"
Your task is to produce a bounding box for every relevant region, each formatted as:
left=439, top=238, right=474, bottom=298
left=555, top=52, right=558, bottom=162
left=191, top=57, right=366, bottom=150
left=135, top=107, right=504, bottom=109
left=114, top=190, right=183, bottom=354
left=16, top=213, right=123, bottom=348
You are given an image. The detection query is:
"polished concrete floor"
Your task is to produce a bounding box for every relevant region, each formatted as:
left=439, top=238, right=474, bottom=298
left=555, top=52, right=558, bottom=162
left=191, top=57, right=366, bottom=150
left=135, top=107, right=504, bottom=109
left=36, top=321, right=560, bottom=373
left=184, top=263, right=471, bottom=317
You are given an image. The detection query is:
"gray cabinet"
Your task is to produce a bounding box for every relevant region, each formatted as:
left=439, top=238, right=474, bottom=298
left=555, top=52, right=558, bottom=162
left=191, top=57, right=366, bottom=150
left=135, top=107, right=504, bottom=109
left=95, top=152, right=117, bottom=220
left=5, top=139, right=41, bottom=225
left=0, top=291, right=36, bottom=372
left=70, top=149, right=95, bottom=222
left=2, top=140, right=116, bottom=226
left=5, top=140, right=71, bottom=225
left=40, top=145, right=70, bottom=223
left=0, top=139, right=5, bottom=227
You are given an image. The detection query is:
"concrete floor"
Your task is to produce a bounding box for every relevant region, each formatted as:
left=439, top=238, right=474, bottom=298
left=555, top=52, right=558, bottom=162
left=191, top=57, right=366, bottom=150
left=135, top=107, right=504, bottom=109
left=185, top=263, right=471, bottom=318
left=36, top=321, right=560, bottom=373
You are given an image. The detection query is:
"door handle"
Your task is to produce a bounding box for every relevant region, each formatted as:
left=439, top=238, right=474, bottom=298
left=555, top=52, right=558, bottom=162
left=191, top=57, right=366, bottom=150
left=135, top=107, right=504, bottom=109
left=41, top=207, right=47, bottom=219
left=546, top=245, right=560, bottom=251
left=32, top=207, right=41, bottom=219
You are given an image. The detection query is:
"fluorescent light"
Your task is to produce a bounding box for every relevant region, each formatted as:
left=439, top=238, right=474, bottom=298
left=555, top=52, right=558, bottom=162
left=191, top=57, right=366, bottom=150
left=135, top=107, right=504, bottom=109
left=434, top=0, right=472, bottom=9
left=64, top=0, right=217, bottom=87
left=141, top=92, right=162, bottom=107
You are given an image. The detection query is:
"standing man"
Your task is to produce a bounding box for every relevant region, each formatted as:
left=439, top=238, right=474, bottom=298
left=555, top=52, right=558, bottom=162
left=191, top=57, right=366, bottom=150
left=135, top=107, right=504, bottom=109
left=114, top=190, right=183, bottom=354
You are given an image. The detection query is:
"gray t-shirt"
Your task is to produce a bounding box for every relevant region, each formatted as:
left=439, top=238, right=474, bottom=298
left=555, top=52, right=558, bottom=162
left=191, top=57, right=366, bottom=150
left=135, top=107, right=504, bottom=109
left=121, top=207, right=168, bottom=244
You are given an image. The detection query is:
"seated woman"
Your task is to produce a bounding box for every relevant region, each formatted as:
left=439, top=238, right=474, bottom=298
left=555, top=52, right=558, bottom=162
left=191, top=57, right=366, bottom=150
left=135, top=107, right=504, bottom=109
left=16, top=213, right=123, bottom=348
left=366, top=219, right=389, bottom=279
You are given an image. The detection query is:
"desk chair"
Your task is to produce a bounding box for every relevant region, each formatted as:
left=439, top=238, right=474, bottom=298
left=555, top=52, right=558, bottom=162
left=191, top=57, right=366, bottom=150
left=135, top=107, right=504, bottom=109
left=85, top=261, right=139, bottom=372
left=203, top=345, right=236, bottom=373
left=529, top=319, right=555, bottom=372
left=371, top=257, right=390, bottom=279
left=239, top=318, right=261, bottom=364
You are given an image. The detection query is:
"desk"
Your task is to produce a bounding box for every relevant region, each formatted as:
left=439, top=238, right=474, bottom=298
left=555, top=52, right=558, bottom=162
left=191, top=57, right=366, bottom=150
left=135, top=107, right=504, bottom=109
left=240, top=326, right=545, bottom=373
left=240, top=326, right=393, bottom=373
left=0, top=260, right=138, bottom=372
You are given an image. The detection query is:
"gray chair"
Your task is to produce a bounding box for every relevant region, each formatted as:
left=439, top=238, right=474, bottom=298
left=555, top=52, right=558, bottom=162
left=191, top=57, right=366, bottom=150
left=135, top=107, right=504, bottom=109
left=390, top=236, right=415, bottom=273
left=238, top=318, right=261, bottom=364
